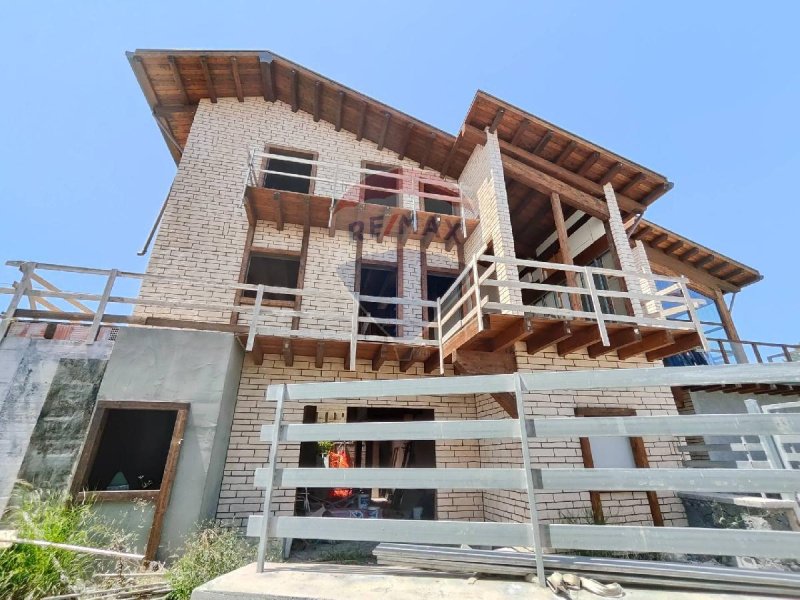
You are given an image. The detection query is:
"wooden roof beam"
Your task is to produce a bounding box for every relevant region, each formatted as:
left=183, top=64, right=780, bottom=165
left=399, top=349, right=418, bottom=372
left=290, top=69, right=300, bottom=112
left=650, top=233, right=669, bottom=247
left=644, top=245, right=739, bottom=293
left=526, top=321, right=572, bottom=354
left=313, top=81, right=322, bottom=122
left=532, top=130, right=554, bottom=156
left=440, top=139, right=458, bottom=176
left=372, top=345, right=389, bottom=371
left=577, top=152, right=600, bottom=176
left=695, top=255, right=715, bottom=269
left=618, top=330, right=673, bottom=361
left=419, top=132, right=435, bottom=170
left=230, top=57, right=243, bottom=102
left=377, top=112, right=391, bottom=151
left=587, top=327, right=641, bottom=358
left=199, top=56, right=217, bottom=103
left=258, top=52, right=276, bottom=102
left=356, top=101, right=367, bottom=141
left=641, top=182, right=674, bottom=205
left=398, top=123, right=414, bottom=160
left=681, top=247, right=700, bottom=262
left=489, top=316, right=535, bottom=352
left=335, top=91, right=345, bottom=131
left=621, top=172, right=646, bottom=195
left=555, top=141, right=577, bottom=166
left=557, top=325, right=603, bottom=356
left=488, top=108, right=505, bottom=133
left=666, top=241, right=684, bottom=255
left=167, top=55, right=189, bottom=105
left=510, top=119, right=529, bottom=145
left=599, top=162, right=623, bottom=185
left=315, top=342, right=325, bottom=368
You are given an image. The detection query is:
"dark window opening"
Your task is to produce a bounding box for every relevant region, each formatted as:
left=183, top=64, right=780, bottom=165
left=422, top=183, right=458, bottom=215
left=426, top=272, right=457, bottom=340
left=244, top=254, right=301, bottom=301
left=263, top=149, right=314, bottom=194
left=359, top=265, right=398, bottom=337
left=86, top=409, right=177, bottom=492
left=363, top=164, right=400, bottom=207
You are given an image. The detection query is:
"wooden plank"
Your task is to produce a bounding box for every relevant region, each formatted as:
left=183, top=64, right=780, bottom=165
left=557, top=325, right=602, bottom=356
left=199, top=56, right=217, bottom=103
left=398, top=122, right=414, bottom=159
left=646, top=332, right=702, bottom=361
left=259, top=467, right=526, bottom=490
left=248, top=515, right=531, bottom=548
left=640, top=182, right=673, bottom=205
left=621, top=172, right=646, bottom=195
left=587, top=327, right=641, bottom=358
left=258, top=52, right=275, bottom=101
left=273, top=418, right=520, bottom=442
left=230, top=57, right=243, bottom=102
left=617, top=330, right=673, bottom=360
left=530, top=413, right=800, bottom=438
left=144, top=405, right=189, bottom=561
left=488, top=316, right=535, bottom=352
left=510, top=119, right=529, bottom=145
left=526, top=321, right=572, bottom=354
left=282, top=339, right=294, bottom=367
left=545, top=524, right=800, bottom=560
left=419, top=132, right=436, bottom=170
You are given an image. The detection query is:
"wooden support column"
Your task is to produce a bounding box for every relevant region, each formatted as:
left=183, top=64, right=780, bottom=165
left=713, top=289, right=748, bottom=364
left=550, top=192, right=581, bottom=311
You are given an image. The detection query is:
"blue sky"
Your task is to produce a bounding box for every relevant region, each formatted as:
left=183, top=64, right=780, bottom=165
left=1, top=1, right=798, bottom=344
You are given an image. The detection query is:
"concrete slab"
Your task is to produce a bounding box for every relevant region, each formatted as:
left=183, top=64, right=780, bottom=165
left=191, top=562, right=779, bottom=600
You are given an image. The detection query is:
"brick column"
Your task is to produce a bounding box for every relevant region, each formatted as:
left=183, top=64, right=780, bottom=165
left=603, top=183, right=643, bottom=318
left=633, top=240, right=660, bottom=316
left=459, top=130, right=521, bottom=307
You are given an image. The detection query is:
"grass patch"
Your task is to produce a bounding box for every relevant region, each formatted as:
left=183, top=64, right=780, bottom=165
left=166, top=523, right=256, bottom=600
left=0, top=487, right=129, bottom=599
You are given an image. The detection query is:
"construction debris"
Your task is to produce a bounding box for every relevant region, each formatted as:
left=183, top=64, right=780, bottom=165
left=373, top=543, right=800, bottom=597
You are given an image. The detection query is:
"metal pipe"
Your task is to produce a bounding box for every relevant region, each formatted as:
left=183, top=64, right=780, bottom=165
left=627, top=210, right=647, bottom=239
left=137, top=185, right=172, bottom=256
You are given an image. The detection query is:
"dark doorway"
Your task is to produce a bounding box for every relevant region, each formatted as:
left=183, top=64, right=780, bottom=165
left=359, top=265, right=398, bottom=337
left=426, top=272, right=457, bottom=339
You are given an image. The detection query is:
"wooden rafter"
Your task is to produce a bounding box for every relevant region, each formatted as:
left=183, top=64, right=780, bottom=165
left=587, top=327, right=641, bottom=358
left=488, top=108, right=505, bottom=133
left=555, top=141, right=577, bottom=166
left=199, top=56, right=217, bottom=103
left=167, top=56, right=189, bottom=105
left=313, top=81, right=322, bottom=122
left=640, top=182, right=673, bottom=205
left=650, top=233, right=669, bottom=247
left=315, top=342, right=325, bottom=368
left=618, top=330, right=673, bottom=361
left=290, top=69, right=300, bottom=112
left=259, top=52, right=276, bottom=102
left=621, top=172, right=646, bottom=195
left=356, top=101, right=367, bottom=141
left=532, top=130, right=554, bottom=156
left=230, top=57, right=243, bottom=102
left=372, top=345, right=389, bottom=371
left=599, top=162, right=623, bottom=185
left=694, top=254, right=714, bottom=269
left=666, top=241, right=684, bottom=255
left=419, top=132, right=436, bottom=170
left=440, top=139, right=458, bottom=176
left=577, top=152, right=600, bottom=177
left=335, top=91, right=345, bottom=131
left=398, top=123, right=414, bottom=160
left=681, top=247, right=700, bottom=262
left=377, top=112, right=391, bottom=150
left=526, top=321, right=571, bottom=354
left=510, top=119, right=529, bottom=145
left=489, top=316, right=535, bottom=352
left=557, top=325, right=602, bottom=356
left=399, top=349, right=417, bottom=372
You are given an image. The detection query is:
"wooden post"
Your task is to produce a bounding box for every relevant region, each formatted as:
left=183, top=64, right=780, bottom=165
left=550, top=192, right=582, bottom=311
left=713, top=289, right=748, bottom=364
left=0, top=262, right=33, bottom=341
left=87, top=269, right=118, bottom=343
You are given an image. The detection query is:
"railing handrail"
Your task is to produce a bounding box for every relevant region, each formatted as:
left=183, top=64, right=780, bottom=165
left=250, top=364, right=800, bottom=584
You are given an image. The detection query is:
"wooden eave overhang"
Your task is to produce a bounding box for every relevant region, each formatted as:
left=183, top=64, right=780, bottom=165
left=632, top=220, right=762, bottom=293
left=126, top=49, right=463, bottom=173
left=457, top=91, right=674, bottom=215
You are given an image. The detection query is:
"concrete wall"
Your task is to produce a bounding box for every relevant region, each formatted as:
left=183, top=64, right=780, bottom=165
left=96, top=327, right=243, bottom=557
left=0, top=337, right=112, bottom=516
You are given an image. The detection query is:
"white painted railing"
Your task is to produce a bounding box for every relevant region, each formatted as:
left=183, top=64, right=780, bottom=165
left=706, top=337, right=800, bottom=365
left=439, top=254, right=707, bottom=348
left=247, top=150, right=472, bottom=216
left=248, top=363, right=800, bottom=587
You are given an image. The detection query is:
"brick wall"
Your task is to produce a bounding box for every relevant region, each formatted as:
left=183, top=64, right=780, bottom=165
left=216, top=356, right=483, bottom=530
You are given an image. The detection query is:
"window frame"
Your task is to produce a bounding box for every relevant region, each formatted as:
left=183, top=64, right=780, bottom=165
left=575, top=407, right=664, bottom=526
left=239, top=248, right=303, bottom=308
left=70, top=400, right=189, bottom=561
left=419, top=181, right=460, bottom=216
left=259, top=145, right=318, bottom=196
left=361, top=161, right=402, bottom=208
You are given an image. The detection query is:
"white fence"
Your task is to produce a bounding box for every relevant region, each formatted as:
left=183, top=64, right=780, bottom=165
left=248, top=363, right=800, bottom=587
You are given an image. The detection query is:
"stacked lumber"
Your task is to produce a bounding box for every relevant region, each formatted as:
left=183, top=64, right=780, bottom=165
left=374, top=544, right=800, bottom=597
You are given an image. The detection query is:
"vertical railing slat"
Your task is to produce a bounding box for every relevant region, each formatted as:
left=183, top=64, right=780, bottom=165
left=256, top=384, right=287, bottom=572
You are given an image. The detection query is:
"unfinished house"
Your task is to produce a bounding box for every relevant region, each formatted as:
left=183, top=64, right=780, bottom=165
left=1, top=49, right=796, bottom=559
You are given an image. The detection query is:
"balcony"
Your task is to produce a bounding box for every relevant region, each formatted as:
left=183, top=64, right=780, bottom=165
left=1, top=256, right=706, bottom=372
left=242, top=151, right=479, bottom=248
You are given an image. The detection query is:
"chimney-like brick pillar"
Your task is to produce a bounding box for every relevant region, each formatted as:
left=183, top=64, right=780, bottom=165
left=603, top=183, right=644, bottom=318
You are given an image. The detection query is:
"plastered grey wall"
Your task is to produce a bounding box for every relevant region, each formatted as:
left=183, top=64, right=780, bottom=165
left=96, top=328, right=243, bottom=558
left=0, top=337, right=112, bottom=515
